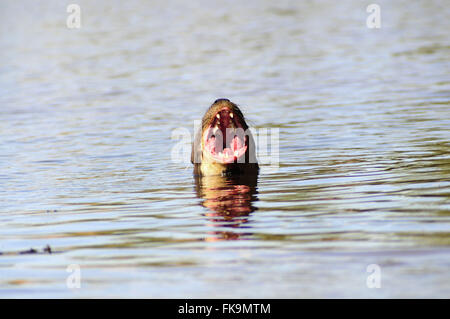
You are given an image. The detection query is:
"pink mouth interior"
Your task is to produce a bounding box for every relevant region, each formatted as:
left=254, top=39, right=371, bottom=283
left=203, top=108, right=247, bottom=164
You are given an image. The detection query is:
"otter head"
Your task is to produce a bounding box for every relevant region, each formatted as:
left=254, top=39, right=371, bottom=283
left=191, top=99, right=258, bottom=175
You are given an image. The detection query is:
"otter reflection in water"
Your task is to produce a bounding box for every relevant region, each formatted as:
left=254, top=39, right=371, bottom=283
left=194, top=173, right=258, bottom=241
left=192, top=99, right=259, bottom=240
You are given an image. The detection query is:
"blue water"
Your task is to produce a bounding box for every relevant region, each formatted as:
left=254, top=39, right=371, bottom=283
left=0, top=0, right=449, bottom=298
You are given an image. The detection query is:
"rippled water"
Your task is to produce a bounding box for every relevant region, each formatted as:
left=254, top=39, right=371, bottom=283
left=0, top=0, right=449, bottom=298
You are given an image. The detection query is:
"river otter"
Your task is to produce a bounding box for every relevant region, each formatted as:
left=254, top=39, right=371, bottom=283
left=191, top=99, right=259, bottom=176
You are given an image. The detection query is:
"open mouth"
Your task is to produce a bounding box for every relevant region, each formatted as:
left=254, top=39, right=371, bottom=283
left=203, top=107, right=247, bottom=164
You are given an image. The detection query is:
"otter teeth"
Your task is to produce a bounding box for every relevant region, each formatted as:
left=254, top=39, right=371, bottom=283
left=216, top=114, right=220, bottom=119
left=230, top=112, right=233, bottom=118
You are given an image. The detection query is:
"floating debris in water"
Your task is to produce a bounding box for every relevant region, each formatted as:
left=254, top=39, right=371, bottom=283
left=43, top=245, right=52, bottom=254
left=19, top=248, right=37, bottom=255
left=14, top=245, right=53, bottom=255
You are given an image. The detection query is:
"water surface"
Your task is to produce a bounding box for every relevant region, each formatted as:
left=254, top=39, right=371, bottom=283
left=0, top=0, right=449, bottom=298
